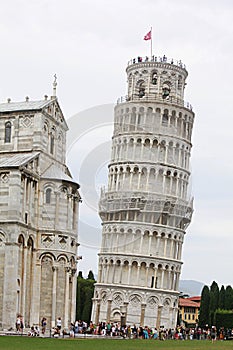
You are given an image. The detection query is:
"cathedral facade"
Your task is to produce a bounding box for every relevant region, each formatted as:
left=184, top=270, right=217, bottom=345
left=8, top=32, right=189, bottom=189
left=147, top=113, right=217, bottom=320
left=0, top=84, right=80, bottom=330
left=92, top=56, right=195, bottom=328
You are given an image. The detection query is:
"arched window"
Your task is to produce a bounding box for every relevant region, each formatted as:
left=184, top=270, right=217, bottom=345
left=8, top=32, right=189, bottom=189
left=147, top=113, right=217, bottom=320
left=162, top=82, right=171, bottom=99
left=162, top=109, right=169, bottom=126
left=45, top=188, right=52, bottom=204
left=49, top=126, right=56, bottom=155
left=151, top=72, right=157, bottom=85
left=50, top=134, right=54, bottom=154
left=178, top=75, right=182, bottom=90
left=138, top=81, right=146, bottom=98
left=5, top=122, right=11, bottom=143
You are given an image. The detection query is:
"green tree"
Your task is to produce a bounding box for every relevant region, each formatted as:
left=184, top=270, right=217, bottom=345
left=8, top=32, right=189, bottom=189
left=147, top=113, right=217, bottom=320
left=215, top=309, right=233, bottom=329
left=76, top=271, right=96, bottom=323
left=199, top=285, right=210, bottom=327
left=225, top=285, right=233, bottom=310
left=82, top=286, right=94, bottom=322
left=87, top=270, right=95, bottom=280
left=78, top=271, right=83, bottom=278
left=76, top=271, right=85, bottom=320
left=219, top=285, right=225, bottom=309
left=209, top=281, right=219, bottom=326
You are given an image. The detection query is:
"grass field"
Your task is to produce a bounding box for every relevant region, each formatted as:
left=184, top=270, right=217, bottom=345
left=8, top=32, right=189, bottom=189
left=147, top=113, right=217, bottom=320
left=0, top=336, right=233, bottom=350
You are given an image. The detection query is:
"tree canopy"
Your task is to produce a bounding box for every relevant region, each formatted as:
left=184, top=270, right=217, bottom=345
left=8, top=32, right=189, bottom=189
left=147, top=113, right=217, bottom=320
left=199, top=281, right=233, bottom=328
left=76, top=270, right=96, bottom=323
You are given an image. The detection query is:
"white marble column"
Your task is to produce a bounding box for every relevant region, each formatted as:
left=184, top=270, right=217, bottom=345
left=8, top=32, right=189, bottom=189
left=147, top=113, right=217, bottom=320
left=70, top=269, right=77, bottom=323
left=64, top=267, right=70, bottom=328
left=127, top=264, right=132, bottom=285
left=153, top=268, right=157, bottom=288
left=55, top=192, right=60, bottom=229
left=139, top=233, right=144, bottom=253
left=106, top=263, right=110, bottom=283
left=137, top=170, right=142, bottom=190
left=155, top=236, right=161, bottom=255
left=160, top=269, right=165, bottom=289
left=23, top=177, right=27, bottom=218
left=51, top=266, right=58, bottom=327
left=21, top=246, right=28, bottom=321
left=111, top=263, right=116, bottom=283
left=145, top=266, right=149, bottom=287
left=30, top=255, right=41, bottom=326
left=66, top=193, right=70, bottom=229
left=136, top=265, right=140, bottom=285
left=163, top=238, right=167, bottom=257
left=148, top=233, right=152, bottom=254
left=129, top=170, right=133, bottom=190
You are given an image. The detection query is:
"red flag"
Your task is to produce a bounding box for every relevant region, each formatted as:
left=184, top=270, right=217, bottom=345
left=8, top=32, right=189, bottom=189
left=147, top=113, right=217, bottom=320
left=144, top=30, right=151, bottom=41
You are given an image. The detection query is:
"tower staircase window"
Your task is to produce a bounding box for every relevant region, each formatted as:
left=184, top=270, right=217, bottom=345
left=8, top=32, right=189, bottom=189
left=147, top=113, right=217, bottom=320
left=50, top=135, right=54, bottom=154
left=5, top=122, right=11, bottom=143
left=151, top=276, right=154, bottom=288
left=45, top=188, right=52, bottom=204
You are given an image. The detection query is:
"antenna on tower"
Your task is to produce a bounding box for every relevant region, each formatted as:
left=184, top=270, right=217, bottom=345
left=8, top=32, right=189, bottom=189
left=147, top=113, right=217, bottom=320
left=52, top=74, right=57, bottom=98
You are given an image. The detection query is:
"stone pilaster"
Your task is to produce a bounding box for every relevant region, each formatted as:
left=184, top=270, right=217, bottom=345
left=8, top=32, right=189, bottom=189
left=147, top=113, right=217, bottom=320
left=140, top=303, right=147, bottom=326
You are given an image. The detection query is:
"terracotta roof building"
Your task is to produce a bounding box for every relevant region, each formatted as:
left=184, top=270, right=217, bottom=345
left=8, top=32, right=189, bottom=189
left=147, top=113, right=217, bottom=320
left=179, top=297, right=200, bottom=325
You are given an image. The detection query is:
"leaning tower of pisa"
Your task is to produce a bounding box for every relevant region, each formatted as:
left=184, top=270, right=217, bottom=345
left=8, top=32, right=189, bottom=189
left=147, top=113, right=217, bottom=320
left=92, top=55, right=195, bottom=329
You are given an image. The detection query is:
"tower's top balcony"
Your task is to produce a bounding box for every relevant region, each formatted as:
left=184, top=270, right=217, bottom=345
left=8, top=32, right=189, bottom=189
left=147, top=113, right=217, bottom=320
left=118, top=55, right=190, bottom=108
left=127, top=55, right=187, bottom=73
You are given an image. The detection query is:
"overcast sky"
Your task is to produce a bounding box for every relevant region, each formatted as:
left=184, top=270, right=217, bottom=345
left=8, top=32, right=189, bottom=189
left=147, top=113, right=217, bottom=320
left=1, top=0, right=233, bottom=288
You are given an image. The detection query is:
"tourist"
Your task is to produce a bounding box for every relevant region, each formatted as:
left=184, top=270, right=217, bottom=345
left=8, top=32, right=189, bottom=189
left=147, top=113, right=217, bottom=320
left=56, top=317, right=62, bottom=333
left=211, top=326, right=216, bottom=343
left=16, top=315, right=21, bottom=332
left=41, top=317, right=47, bottom=334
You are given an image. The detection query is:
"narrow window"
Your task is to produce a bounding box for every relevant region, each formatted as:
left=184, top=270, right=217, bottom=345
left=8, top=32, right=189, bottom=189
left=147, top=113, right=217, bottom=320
left=152, top=73, right=157, bottom=85
left=50, top=134, right=54, bottom=154
left=151, top=276, right=154, bottom=288
left=178, top=76, right=182, bottom=90
left=162, top=83, right=170, bottom=99
left=45, top=188, right=52, bottom=204
left=5, top=122, right=11, bottom=143
left=162, top=111, right=169, bottom=126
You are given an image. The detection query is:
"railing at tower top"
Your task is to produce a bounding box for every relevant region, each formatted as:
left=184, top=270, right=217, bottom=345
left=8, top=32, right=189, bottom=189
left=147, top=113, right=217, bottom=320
left=127, top=55, right=186, bottom=69
left=116, top=94, right=193, bottom=111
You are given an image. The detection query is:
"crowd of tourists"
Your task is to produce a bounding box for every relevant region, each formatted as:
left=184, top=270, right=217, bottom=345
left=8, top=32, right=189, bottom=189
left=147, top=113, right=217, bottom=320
left=15, top=315, right=233, bottom=341
left=64, top=320, right=233, bottom=341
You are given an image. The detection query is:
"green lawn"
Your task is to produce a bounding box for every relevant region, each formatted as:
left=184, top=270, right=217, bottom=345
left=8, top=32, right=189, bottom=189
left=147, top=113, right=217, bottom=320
left=0, top=337, right=233, bottom=350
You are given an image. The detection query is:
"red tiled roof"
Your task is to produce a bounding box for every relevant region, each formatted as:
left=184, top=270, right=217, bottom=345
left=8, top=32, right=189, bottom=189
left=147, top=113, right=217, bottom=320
left=179, top=298, right=200, bottom=307
left=187, top=296, right=201, bottom=302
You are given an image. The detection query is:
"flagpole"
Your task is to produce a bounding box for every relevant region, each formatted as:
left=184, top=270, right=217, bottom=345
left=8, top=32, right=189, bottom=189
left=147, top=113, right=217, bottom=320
left=151, top=27, right=152, bottom=59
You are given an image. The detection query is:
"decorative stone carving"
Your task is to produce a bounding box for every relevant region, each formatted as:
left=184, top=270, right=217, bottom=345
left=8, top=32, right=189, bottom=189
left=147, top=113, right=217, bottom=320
left=163, top=298, right=171, bottom=309
left=129, top=294, right=142, bottom=307
left=58, top=236, right=67, bottom=248
left=41, top=235, right=55, bottom=248
left=147, top=296, right=159, bottom=308
left=20, top=115, right=34, bottom=128
left=0, top=173, right=9, bottom=183
left=101, top=291, right=107, bottom=304
left=112, top=292, right=123, bottom=306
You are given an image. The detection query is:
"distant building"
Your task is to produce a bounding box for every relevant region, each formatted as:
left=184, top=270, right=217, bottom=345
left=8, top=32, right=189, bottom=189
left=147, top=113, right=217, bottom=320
left=92, top=55, right=195, bottom=328
left=0, top=81, right=81, bottom=330
left=179, top=296, right=201, bottom=326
